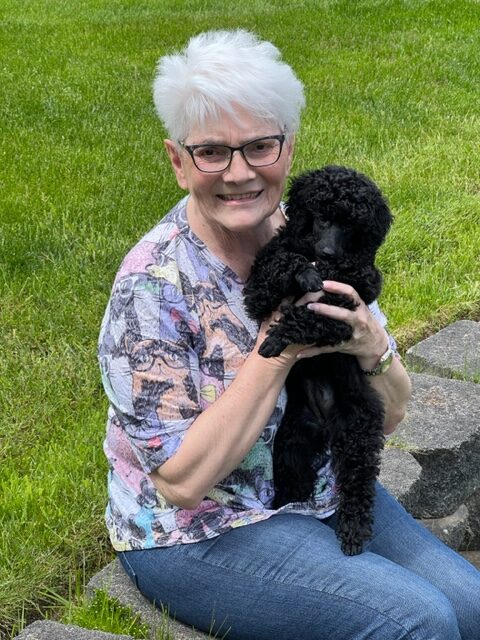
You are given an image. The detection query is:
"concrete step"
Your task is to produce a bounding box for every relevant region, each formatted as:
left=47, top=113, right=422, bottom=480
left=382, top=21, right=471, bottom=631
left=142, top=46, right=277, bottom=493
left=379, top=447, right=469, bottom=550
left=406, top=320, right=480, bottom=383
left=388, top=372, right=480, bottom=519
left=14, top=620, right=133, bottom=640
left=86, top=561, right=209, bottom=640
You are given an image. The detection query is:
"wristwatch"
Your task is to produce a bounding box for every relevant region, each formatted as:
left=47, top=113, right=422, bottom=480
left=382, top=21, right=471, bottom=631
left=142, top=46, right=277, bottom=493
left=361, top=344, right=395, bottom=376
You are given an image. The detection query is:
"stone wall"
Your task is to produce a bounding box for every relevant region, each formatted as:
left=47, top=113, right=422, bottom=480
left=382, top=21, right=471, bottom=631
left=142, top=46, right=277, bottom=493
left=379, top=320, right=480, bottom=550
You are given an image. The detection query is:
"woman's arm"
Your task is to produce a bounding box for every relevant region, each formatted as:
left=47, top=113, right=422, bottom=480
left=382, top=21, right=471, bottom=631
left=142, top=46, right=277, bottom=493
left=296, top=280, right=412, bottom=435
left=149, top=321, right=302, bottom=510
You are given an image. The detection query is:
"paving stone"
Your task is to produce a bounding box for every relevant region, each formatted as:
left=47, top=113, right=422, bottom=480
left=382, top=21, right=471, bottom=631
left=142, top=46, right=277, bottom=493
left=87, top=560, right=209, bottom=640
left=460, top=550, right=480, bottom=571
left=406, top=320, right=480, bottom=382
left=379, top=446, right=422, bottom=507
left=420, top=504, right=469, bottom=550
left=391, top=373, right=480, bottom=518
left=462, top=488, right=480, bottom=550
left=14, top=620, right=132, bottom=639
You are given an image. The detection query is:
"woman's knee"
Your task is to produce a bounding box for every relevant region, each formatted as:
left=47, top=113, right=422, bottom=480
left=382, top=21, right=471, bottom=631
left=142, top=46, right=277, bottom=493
left=404, top=592, right=460, bottom=640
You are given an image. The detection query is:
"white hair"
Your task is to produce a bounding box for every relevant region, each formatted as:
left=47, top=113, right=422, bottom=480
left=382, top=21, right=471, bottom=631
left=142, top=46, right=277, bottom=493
left=153, top=30, right=305, bottom=141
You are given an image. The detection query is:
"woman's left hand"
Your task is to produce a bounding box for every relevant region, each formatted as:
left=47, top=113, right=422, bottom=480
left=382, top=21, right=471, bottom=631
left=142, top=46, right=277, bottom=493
left=294, top=280, right=389, bottom=371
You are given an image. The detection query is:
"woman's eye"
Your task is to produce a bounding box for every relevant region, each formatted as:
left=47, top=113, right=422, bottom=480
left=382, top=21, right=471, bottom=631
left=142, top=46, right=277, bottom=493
left=196, top=146, right=225, bottom=159
left=248, top=140, right=276, bottom=154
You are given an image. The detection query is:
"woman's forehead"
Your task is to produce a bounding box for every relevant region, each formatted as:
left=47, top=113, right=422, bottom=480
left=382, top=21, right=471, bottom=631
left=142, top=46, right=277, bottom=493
left=186, top=108, right=281, bottom=144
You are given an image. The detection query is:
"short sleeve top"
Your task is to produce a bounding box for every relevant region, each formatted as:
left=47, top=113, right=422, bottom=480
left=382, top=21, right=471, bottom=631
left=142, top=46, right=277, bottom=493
left=98, top=196, right=393, bottom=551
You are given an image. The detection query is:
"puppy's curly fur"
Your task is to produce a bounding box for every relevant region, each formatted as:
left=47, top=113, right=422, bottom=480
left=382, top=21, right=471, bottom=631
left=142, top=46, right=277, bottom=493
left=243, top=165, right=393, bottom=555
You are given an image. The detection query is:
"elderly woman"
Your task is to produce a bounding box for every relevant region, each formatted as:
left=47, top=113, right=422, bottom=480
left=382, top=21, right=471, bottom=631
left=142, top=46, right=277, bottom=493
left=98, top=30, right=480, bottom=640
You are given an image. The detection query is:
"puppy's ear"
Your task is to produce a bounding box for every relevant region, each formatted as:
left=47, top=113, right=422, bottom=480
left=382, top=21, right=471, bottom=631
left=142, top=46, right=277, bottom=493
left=286, top=170, right=329, bottom=236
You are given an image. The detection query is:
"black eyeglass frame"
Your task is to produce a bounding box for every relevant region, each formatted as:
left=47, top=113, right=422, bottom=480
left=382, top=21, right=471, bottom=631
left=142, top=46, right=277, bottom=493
left=178, top=134, right=286, bottom=173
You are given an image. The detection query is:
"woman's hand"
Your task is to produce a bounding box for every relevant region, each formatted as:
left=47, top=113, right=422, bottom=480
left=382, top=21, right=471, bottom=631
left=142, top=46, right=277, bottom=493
left=293, top=280, right=389, bottom=370
left=291, top=279, right=411, bottom=434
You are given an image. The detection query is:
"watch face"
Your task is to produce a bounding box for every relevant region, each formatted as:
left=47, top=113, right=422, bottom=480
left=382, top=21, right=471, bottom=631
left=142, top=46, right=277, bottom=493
left=364, top=346, right=394, bottom=376
left=379, top=349, right=394, bottom=374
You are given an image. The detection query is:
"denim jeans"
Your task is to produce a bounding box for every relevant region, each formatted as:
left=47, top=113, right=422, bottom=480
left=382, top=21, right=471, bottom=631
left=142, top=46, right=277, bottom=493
left=119, top=483, right=480, bottom=639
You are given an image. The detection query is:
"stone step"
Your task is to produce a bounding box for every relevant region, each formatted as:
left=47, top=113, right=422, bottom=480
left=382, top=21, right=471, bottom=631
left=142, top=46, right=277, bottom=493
left=379, top=447, right=469, bottom=550
left=419, top=504, right=470, bottom=550
left=406, top=320, right=480, bottom=383
left=389, top=372, right=480, bottom=519
left=460, top=550, right=480, bottom=571
left=86, top=561, right=209, bottom=640
left=464, top=488, right=480, bottom=550
left=14, top=620, right=133, bottom=639
left=379, top=447, right=422, bottom=505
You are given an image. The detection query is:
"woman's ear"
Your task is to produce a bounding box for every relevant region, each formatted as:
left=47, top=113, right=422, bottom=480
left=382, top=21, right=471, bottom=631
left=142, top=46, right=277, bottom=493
left=164, top=140, right=188, bottom=190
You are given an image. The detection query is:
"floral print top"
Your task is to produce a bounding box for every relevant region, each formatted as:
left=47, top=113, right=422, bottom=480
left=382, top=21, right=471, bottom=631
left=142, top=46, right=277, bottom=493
left=98, top=196, right=392, bottom=551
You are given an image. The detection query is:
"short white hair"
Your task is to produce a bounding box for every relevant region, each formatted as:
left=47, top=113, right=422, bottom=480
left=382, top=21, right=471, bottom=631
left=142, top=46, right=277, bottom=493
left=153, top=30, right=305, bottom=141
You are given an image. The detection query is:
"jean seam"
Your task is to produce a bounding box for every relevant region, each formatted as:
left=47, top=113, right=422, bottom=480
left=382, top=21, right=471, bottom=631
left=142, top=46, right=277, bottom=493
left=118, top=551, right=139, bottom=590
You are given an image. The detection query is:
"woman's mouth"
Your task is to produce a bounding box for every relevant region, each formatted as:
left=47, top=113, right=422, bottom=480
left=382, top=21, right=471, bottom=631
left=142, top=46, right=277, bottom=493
left=218, top=191, right=263, bottom=203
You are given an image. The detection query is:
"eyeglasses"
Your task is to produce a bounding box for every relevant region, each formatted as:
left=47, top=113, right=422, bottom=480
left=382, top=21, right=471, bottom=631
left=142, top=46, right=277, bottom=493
left=178, top=134, right=286, bottom=173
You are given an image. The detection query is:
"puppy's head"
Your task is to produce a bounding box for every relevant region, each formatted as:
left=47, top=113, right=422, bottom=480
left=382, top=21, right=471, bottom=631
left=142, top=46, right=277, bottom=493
left=286, top=165, right=393, bottom=266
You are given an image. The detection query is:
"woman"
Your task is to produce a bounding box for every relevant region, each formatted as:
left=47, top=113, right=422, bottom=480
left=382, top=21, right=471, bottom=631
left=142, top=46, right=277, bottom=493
left=98, top=30, right=480, bottom=639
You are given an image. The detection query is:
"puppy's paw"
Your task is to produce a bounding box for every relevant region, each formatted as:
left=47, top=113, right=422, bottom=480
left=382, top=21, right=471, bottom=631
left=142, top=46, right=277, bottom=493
left=295, top=268, right=324, bottom=293
left=258, top=337, right=284, bottom=358
left=340, top=538, right=364, bottom=556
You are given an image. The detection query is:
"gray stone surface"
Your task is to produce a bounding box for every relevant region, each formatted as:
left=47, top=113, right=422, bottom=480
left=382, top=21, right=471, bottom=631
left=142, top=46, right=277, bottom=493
left=391, top=373, right=480, bottom=518
left=462, top=488, right=480, bottom=550
left=460, top=550, right=480, bottom=570
left=87, top=560, right=209, bottom=640
left=379, top=446, right=422, bottom=505
left=406, top=320, right=480, bottom=382
left=15, top=620, right=132, bottom=639
left=420, top=504, right=469, bottom=550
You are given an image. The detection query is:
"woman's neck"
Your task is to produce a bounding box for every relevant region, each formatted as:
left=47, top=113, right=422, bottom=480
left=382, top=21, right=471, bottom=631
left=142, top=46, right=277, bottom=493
left=187, top=200, right=285, bottom=281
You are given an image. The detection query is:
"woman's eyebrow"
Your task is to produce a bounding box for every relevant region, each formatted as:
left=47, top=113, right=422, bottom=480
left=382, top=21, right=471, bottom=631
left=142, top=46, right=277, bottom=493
left=189, top=133, right=275, bottom=146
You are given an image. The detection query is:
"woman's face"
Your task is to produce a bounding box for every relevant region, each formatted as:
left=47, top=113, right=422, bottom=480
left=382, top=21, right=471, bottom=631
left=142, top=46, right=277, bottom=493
left=165, top=109, right=294, bottom=235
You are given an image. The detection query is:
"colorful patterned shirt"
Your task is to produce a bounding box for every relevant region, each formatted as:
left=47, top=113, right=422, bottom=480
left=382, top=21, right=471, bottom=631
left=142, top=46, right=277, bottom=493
left=98, top=196, right=393, bottom=551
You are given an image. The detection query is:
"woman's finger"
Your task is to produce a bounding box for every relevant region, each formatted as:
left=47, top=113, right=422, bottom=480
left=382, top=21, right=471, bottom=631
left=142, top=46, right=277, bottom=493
left=295, top=290, right=324, bottom=306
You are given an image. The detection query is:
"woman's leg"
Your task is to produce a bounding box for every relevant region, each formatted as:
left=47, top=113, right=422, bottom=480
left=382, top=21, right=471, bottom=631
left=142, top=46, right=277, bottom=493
left=331, top=482, right=480, bottom=640
left=119, top=512, right=463, bottom=640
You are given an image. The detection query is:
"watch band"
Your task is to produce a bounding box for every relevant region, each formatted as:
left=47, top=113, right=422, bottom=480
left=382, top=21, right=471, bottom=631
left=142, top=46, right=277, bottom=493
left=361, top=344, right=394, bottom=376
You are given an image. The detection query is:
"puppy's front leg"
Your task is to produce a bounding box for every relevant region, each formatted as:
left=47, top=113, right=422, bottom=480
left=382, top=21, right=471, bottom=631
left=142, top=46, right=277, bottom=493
left=244, top=249, right=313, bottom=320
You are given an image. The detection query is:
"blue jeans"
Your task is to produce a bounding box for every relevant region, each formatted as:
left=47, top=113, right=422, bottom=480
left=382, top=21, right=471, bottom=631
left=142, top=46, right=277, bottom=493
left=119, top=484, right=480, bottom=639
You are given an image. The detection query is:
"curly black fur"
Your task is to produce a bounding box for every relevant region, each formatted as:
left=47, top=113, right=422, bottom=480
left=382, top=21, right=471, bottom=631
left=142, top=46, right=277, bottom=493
left=243, top=165, right=393, bottom=555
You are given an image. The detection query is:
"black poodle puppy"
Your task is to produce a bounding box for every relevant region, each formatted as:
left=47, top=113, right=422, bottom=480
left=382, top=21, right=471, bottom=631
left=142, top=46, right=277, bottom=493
left=243, top=165, right=393, bottom=555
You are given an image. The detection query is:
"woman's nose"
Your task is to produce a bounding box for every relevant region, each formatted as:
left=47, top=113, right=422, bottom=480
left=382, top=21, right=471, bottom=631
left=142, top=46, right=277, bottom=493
left=223, top=149, right=256, bottom=181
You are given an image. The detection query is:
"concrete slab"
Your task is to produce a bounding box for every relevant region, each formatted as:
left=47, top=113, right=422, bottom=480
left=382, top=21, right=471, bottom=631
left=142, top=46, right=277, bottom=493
left=14, top=620, right=133, bottom=639
left=379, top=446, right=422, bottom=505
left=420, top=504, right=469, bottom=550
left=406, top=320, right=480, bottom=382
left=87, top=561, right=209, bottom=640
left=391, top=373, right=480, bottom=518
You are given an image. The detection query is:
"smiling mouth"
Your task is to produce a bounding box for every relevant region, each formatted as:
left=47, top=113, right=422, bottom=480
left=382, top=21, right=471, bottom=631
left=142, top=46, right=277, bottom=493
left=218, top=191, right=263, bottom=202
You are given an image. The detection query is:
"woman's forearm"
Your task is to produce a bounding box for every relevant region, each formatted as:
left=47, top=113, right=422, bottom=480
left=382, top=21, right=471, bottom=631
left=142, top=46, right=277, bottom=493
left=366, top=356, right=412, bottom=434
left=150, top=348, right=293, bottom=509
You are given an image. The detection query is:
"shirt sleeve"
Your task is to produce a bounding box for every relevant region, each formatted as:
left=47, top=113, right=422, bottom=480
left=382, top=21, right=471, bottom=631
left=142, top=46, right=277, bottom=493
left=98, top=271, right=201, bottom=473
left=368, top=300, right=398, bottom=353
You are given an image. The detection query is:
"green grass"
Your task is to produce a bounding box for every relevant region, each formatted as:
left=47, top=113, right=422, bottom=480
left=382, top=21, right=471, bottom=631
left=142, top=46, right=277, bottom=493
left=1, top=0, right=479, bottom=636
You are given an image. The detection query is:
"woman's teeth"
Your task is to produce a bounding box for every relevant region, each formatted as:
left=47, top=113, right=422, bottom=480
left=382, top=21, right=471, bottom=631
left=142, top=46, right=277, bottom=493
left=219, top=192, right=261, bottom=201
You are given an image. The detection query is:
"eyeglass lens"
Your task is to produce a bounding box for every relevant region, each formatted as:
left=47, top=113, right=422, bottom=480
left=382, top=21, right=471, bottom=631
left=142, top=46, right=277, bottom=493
left=192, top=137, right=283, bottom=172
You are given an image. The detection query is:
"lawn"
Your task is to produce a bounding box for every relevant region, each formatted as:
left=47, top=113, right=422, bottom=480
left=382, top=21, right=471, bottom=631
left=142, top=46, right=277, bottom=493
left=1, top=0, right=479, bottom=636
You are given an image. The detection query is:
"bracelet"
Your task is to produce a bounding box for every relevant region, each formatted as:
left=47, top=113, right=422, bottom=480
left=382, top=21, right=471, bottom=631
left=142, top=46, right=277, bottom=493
left=361, top=344, right=394, bottom=376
